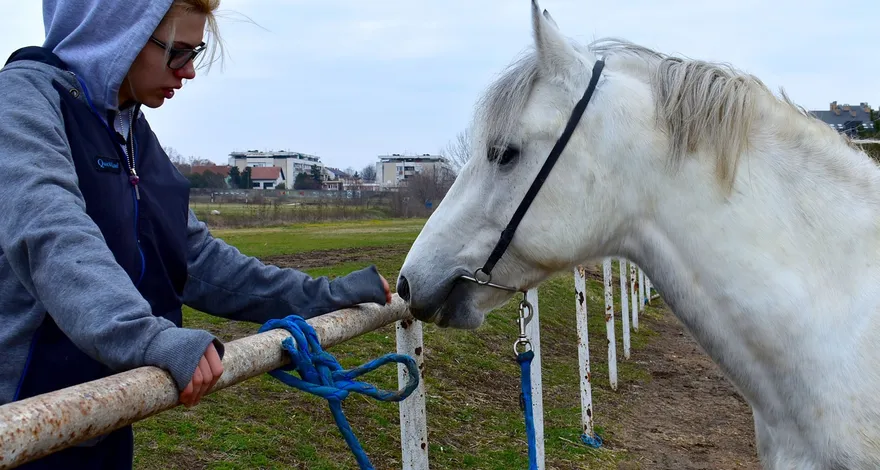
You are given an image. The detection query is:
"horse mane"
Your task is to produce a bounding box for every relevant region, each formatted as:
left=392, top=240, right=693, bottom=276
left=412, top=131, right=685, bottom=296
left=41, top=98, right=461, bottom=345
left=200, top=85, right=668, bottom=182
left=475, top=36, right=864, bottom=191
left=475, top=52, right=540, bottom=153
left=589, top=38, right=865, bottom=191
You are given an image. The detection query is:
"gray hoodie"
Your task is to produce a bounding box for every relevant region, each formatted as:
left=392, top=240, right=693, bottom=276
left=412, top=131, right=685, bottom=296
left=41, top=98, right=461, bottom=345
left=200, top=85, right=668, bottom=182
left=0, top=0, right=388, bottom=406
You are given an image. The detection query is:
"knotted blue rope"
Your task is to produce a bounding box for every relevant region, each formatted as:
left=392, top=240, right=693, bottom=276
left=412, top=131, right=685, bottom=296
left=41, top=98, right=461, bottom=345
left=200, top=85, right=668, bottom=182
left=580, top=430, right=604, bottom=448
left=517, top=350, right=539, bottom=470
left=258, top=315, right=420, bottom=470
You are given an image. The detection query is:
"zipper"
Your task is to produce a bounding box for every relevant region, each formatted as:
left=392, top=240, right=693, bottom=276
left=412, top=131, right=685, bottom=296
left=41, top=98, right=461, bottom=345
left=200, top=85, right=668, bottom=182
left=71, top=72, right=147, bottom=286
left=116, top=105, right=146, bottom=286
left=118, top=108, right=140, bottom=200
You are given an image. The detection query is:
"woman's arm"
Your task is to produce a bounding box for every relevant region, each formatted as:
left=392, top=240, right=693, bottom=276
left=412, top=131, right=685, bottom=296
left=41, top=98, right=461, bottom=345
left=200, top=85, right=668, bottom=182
left=182, top=210, right=389, bottom=323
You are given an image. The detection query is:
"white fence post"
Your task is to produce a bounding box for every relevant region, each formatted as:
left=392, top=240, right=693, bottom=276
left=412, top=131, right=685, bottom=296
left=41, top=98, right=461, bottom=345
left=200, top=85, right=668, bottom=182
left=639, top=268, right=646, bottom=313
left=602, top=259, right=617, bottom=391
left=646, top=276, right=660, bottom=302
left=630, top=263, right=639, bottom=332
left=525, top=288, right=546, bottom=469
left=618, top=259, right=631, bottom=359
left=396, top=319, right=430, bottom=470
left=574, top=266, right=598, bottom=439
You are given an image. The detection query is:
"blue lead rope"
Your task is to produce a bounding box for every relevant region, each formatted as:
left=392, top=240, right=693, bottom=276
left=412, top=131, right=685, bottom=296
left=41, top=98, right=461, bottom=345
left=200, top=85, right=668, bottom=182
left=516, top=350, right=539, bottom=470
left=517, top=348, right=602, bottom=470
left=258, top=315, right=420, bottom=470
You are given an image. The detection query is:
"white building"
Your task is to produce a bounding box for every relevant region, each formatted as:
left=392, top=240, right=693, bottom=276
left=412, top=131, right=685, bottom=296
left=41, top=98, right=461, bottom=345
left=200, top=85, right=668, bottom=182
left=376, top=153, right=454, bottom=188
left=228, top=150, right=325, bottom=188
left=249, top=167, right=285, bottom=190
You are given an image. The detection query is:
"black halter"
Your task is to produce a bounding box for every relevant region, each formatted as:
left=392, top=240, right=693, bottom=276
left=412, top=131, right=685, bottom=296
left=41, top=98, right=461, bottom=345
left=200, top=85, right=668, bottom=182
left=460, top=59, right=606, bottom=293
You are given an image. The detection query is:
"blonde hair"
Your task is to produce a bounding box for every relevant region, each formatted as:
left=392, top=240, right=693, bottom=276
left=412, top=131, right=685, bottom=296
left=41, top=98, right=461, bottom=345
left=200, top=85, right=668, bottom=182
left=163, top=0, right=225, bottom=71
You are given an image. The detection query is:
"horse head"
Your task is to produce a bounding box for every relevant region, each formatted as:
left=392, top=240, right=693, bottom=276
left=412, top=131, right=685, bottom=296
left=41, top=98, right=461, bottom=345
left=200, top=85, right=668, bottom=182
left=398, top=1, right=661, bottom=328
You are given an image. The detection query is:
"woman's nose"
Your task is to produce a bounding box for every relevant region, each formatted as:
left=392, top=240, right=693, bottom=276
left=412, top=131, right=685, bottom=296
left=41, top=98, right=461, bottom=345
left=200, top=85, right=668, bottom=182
left=174, top=61, right=197, bottom=80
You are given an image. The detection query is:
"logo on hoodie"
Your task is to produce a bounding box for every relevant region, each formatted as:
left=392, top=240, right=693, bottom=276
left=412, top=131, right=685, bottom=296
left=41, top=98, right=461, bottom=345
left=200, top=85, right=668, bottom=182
left=94, top=155, right=121, bottom=174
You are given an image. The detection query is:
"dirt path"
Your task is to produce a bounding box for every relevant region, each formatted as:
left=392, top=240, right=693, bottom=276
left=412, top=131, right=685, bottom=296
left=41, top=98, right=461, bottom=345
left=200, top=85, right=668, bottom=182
left=613, top=303, right=761, bottom=469
left=262, top=245, right=410, bottom=270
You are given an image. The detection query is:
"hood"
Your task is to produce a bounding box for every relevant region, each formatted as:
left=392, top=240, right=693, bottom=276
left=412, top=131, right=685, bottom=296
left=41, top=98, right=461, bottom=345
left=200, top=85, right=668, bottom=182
left=42, top=0, right=175, bottom=113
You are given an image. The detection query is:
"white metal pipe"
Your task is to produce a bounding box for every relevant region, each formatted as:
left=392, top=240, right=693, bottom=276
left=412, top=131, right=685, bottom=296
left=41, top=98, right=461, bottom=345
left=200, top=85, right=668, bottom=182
left=618, top=259, right=631, bottom=360
left=525, top=288, right=546, bottom=469
left=573, top=266, right=597, bottom=439
left=602, top=259, right=617, bottom=391
left=0, top=296, right=413, bottom=469
left=396, top=317, right=429, bottom=470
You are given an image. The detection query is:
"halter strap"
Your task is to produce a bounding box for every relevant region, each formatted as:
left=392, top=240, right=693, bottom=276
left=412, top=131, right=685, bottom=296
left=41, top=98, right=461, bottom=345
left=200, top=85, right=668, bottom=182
left=478, top=59, right=605, bottom=278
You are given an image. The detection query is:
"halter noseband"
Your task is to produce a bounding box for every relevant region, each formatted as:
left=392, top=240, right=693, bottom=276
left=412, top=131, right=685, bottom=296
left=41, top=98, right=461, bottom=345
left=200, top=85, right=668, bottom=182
left=459, top=59, right=606, bottom=293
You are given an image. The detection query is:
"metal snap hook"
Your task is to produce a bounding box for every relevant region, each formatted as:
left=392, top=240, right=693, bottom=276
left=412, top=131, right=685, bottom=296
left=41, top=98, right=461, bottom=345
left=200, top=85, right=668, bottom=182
left=514, top=293, right=534, bottom=356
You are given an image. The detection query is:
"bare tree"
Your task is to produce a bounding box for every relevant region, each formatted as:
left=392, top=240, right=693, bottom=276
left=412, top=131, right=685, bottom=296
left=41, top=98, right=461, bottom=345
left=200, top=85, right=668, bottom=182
left=189, top=157, right=214, bottom=166
left=391, top=166, right=456, bottom=217
left=164, top=146, right=191, bottom=175
left=361, top=164, right=377, bottom=182
left=442, top=128, right=472, bottom=172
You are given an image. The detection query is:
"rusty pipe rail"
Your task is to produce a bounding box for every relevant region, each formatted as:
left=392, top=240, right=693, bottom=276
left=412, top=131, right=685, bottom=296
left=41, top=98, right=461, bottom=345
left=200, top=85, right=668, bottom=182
left=0, top=295, right=412, bottom=469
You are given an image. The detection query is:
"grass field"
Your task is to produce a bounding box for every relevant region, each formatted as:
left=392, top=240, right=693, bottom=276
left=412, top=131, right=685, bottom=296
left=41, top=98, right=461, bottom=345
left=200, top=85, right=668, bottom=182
left=190, top=201, right=392, bottom=228
left=131, top=218, right=666, bottom=469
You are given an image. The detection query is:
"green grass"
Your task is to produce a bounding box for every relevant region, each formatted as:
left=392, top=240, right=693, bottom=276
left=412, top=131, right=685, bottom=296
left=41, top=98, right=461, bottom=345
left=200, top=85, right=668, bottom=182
left=208, top=218, right=428, bottom=258
left=190, top=201, right=393, bottom=229
left=132, top=218, right=666, bottom=469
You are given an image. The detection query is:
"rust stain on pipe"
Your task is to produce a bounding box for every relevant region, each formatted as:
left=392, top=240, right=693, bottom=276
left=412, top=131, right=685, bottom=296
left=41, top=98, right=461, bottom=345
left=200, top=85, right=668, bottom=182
left=0, top=296, right=412, bottom=469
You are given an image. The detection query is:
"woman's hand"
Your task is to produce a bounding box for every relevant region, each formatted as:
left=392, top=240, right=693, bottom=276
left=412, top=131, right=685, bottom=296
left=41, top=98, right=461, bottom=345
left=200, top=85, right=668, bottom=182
left=381, top=275, right=393, bottom=304
left=179, top=342, right=224, bottom=407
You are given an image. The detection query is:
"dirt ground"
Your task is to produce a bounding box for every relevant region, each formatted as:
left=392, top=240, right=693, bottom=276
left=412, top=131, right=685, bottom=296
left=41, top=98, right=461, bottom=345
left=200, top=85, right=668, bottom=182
left=266, top=252, right=762, bottom=469
left=564, top=266, right=761, bottom=469
left=611, top=304, right=761, bottom=469
left=262, top=245, right=410, bottom=270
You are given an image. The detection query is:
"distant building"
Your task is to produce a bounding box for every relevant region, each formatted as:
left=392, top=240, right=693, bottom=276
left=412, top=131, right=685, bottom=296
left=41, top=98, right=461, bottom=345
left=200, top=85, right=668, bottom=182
left=324, top=167, right=350, bottom=180
left=249, top=166, right=285, bottom=190
left=228, top=150, right=325, bottom=189
left=809, top=101, right=876, bottom=137
left=191, top=164, right=231, bottom=176
left=376, top=153, right=454, bottom=188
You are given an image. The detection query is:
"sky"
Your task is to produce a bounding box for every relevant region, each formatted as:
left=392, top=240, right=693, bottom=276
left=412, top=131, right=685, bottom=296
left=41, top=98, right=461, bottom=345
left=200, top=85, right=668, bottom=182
left=1, top=1, right=877, bottom=172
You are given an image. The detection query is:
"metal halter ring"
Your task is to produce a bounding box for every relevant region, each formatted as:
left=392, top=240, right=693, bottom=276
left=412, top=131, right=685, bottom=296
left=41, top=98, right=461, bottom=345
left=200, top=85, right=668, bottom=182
left=474, top=267, right=491, bottom=285
left=514, top=338, right=532, bottom=355
left=459, top=268, right=521, bottom=293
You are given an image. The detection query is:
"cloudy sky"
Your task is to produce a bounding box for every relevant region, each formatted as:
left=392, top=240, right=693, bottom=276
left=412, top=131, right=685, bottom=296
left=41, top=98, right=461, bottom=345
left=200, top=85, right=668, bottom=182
left=1, top=1, right=877, bottom=172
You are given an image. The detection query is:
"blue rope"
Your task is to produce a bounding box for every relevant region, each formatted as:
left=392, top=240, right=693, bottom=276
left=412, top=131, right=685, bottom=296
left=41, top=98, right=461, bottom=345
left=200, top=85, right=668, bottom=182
left=580, top=431, right=604, bottom=448
left=518, top=348, right=603, bottom=468
left=258, top=315, right=420, bottom=469
left=516, top=350, right=538, bottom=470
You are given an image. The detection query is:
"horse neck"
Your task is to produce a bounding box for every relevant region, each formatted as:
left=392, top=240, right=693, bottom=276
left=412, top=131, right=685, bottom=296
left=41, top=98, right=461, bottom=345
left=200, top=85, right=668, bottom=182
left=617, top=130, right=880, bottom=413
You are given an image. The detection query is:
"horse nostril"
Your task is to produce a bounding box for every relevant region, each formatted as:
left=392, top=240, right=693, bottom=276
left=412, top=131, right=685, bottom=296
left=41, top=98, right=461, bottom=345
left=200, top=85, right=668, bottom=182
left=397, top=276, right=411, bottom=302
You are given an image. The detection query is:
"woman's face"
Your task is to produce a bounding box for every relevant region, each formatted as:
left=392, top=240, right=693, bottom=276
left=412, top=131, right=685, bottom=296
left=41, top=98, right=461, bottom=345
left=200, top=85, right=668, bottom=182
left=119, top=10, right=207, bottom=109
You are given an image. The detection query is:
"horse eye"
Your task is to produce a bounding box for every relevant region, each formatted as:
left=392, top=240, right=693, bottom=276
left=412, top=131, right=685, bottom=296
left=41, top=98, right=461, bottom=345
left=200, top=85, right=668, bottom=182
left=488, top=145, right=519, bottom=165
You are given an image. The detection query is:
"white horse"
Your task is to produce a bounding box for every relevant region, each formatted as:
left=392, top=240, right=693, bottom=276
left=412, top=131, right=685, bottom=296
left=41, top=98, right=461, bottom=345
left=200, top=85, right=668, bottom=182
left=397, top=1, right=880, bottom=468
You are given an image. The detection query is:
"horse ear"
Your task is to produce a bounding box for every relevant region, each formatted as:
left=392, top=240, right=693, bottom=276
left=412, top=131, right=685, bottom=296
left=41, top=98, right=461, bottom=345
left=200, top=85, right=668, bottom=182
left=531, top=0, right=579, bottom=77
left=542, top=9, right=559, bottom=28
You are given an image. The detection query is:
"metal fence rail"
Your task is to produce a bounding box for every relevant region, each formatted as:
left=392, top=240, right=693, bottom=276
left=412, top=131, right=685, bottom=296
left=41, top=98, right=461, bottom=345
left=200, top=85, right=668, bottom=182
left=0, top=298, right=412, bottom=469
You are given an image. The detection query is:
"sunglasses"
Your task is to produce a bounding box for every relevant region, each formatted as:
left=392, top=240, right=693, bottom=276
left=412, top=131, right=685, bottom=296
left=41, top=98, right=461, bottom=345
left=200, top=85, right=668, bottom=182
left=149, top=36, right=206, bottom=70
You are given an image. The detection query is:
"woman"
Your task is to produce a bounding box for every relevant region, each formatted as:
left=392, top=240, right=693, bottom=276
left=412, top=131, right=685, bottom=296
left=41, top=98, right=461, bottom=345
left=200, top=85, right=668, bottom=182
left=0, top=0, right=392, bottom=467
